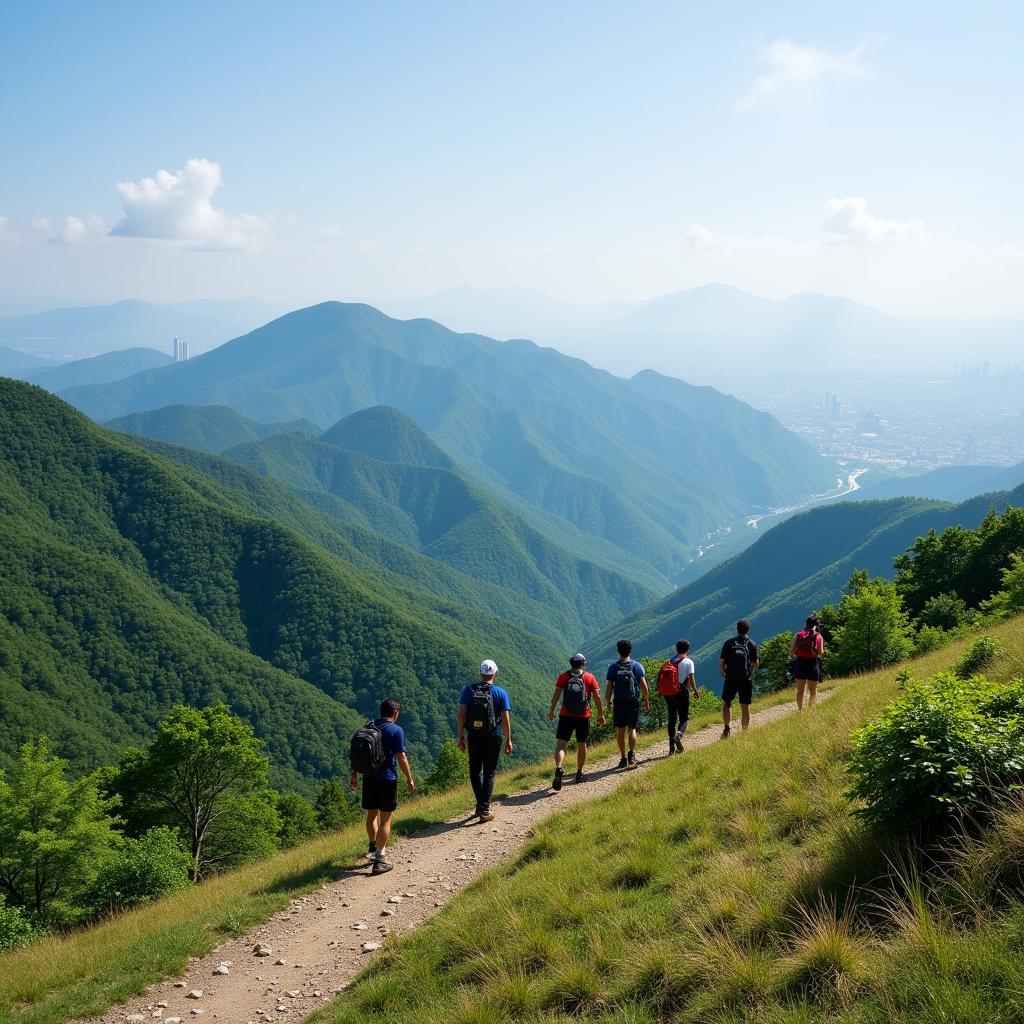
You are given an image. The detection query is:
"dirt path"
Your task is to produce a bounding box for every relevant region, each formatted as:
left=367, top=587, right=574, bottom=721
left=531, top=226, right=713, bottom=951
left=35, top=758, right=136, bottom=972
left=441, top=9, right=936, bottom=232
left=94, top=697, right=826, bottom=1024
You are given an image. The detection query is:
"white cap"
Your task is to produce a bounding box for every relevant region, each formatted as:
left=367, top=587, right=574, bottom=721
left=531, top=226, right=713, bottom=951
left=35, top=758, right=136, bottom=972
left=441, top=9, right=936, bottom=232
left=479, top=659, right=498, bottom=677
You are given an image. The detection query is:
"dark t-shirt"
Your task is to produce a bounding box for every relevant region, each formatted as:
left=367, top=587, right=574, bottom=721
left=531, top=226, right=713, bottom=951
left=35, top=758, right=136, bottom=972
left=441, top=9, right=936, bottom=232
left=605, top=658, right=646, bottom=702
left=720, top=636, right=758, bottom=680
left=371, top=718, right=407, bottom=781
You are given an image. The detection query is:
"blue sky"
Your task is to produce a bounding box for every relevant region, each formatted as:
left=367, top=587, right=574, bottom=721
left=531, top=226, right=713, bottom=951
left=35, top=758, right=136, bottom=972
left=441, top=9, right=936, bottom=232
left=1, top=0, right=1022, bottom=315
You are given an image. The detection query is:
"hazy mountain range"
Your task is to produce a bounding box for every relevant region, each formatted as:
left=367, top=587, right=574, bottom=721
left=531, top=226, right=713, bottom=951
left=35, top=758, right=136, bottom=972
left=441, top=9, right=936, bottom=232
left=62, top=301, right=838, bottom=582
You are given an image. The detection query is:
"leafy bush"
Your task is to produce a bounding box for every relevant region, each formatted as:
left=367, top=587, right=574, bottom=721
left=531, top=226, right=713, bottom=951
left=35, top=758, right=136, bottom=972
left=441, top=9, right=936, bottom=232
left=920, top=592, right=973, bottom=631
left=913, top=624, right=951, bottom=656
left=0, top=894, right=37, bottom=953
left=953, top=636, right=1004, bottom=679
left=847, top=673, right=1024, bottom=835
left=424, top=740, right=469, bottom=794
left=754, top=632, right=795, bottom=694
left=276, top=793, right=320, bottom=848
left=90, top=828, right=193, bottom=914
left=314, top=779, right=360, bottom=831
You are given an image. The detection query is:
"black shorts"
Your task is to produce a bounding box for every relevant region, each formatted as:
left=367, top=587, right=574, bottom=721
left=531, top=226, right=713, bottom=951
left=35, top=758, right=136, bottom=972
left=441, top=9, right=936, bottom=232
left=362, top=776, right=398, bottom=813
left=555, top=716, right=591, bottom=743
left=721, top=677, right=753, bottom=705
left=612, top=700, right=640, bottom=729
left=792, top=658, right=821, bottom=682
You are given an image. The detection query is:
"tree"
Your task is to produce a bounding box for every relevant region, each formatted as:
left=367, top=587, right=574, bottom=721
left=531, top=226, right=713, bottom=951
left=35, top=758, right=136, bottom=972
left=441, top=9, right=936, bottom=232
left=920, top=591, right=972, bottom=631
left=754, top=632, right=794, bottom=694
left=982, top=552, right=1024, bottom=619
left=424, top=740, right=469, bottom=794
left=117, top=704, right=277, bottom=879
left=89, top=827, right=192, bottom=914
left=0, top=738, right=119, bottom=916
left=314, top=779, right=359, bottom=831
left=276, top=793, right=320, bottom=848
left=828, top=574, right=914, bottom=675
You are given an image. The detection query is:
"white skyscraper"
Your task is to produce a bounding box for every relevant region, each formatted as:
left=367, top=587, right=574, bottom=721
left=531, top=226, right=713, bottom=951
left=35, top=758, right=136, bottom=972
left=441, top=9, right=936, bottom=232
left=172, top=336, right=190, bottom=362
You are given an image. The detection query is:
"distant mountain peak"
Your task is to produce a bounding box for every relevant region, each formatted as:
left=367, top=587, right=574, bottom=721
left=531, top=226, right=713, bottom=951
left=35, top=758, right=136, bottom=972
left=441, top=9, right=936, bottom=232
left=320, top=405, right=455, bottom=470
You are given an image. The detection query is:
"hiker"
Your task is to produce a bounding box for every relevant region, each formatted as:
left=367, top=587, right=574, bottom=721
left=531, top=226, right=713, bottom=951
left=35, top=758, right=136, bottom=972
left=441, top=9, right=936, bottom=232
left=457, top=659, right=513, bottom=822
left=348, top=697, right=415, bottom=875
left=719, top=619, right=759, bottom=739
left=656, top=639, right=699, bottom=755
left=790, top=614, right=825, bottom=710
left=548, top=652, right=605, bottom=789
left=605, top=639, right=650, bottom=769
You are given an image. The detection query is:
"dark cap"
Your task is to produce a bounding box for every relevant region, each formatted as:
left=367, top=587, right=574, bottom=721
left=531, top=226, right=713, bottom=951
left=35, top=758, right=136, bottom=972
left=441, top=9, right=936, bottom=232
left=569, top=652, right=586, bottom=667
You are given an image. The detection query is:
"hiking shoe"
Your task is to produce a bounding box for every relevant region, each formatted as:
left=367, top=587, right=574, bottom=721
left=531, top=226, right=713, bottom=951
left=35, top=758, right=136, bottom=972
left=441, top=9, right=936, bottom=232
left=721, top=726, right=731, bottom=740
left=366, top=843, right=378, bottom=863
left=575, top=770, right=586, bottom=784
left=478, top=811, right=495, bottom=823
left=552, top=767, right=563, bottom=791
left=627, top=750, right=636, bottom=767
left=371, top=856, right=394, bottom=875
left=674, top=731, right=685, bottom=753
left=617, top=756, right=628, bottom=770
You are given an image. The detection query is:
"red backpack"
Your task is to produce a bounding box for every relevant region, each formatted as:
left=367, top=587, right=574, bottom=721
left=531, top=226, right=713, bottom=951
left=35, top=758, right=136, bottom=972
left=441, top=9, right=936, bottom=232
left=656, top=657, right=681, bottom=696
left=794, top=629, right=818, bottom=658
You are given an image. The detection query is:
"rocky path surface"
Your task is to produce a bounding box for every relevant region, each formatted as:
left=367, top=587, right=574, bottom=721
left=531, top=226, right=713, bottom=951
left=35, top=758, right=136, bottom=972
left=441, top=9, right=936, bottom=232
left=92, top=697, right=826, bottom=1024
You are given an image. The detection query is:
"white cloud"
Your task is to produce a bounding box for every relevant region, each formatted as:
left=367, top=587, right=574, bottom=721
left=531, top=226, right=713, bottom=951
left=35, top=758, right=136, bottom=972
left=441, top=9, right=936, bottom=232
left=0, top=216, right=18, bottom=243
left=822, top=197, right=924, bottom=245
left=740, top=38, right=866, bottom=105
left=110, top=158, right=268, bottom=250
left=359, top=240, right=381, bottom=254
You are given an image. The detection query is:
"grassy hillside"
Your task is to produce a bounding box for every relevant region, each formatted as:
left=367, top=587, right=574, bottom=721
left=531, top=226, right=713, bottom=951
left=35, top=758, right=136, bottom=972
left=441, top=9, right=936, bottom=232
left=107, top=403, right=320, bottom=454
left=0, top=380, right=567, bottom=787
left=314, top=617, right=1024, bottom=1024
left=592, top=489, right=1024, bottom=681
left=61, top=301, right=836, bottom=579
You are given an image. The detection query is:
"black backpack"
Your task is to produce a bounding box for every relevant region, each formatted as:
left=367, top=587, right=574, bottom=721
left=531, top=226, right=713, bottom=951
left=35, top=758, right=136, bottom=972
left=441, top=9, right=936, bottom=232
left=561, top=672, right=590, bottom=715
left=467, top=682, right=497, bottom=734
left=350, top=720, right=387, bottom=774
left=724, top=637, right=752, bottom=679
left=612, top=660, right=639, bottom=702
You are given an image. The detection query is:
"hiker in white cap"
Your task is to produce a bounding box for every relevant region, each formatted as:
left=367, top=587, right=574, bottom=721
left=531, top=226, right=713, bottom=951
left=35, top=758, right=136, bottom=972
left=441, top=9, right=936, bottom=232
left=457, top=658, right=513, bottom=822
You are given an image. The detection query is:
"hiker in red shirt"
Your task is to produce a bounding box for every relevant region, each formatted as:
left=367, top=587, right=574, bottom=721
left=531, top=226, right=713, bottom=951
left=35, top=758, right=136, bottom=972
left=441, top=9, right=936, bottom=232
left=548, top=653, right=605, bottom=789
left=790, top=614, right=825, bottom=710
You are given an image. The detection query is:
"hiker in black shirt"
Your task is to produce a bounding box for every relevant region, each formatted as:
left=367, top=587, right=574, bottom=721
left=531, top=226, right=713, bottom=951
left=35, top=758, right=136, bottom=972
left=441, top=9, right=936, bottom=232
left=719, top=618, right=758, bottom=739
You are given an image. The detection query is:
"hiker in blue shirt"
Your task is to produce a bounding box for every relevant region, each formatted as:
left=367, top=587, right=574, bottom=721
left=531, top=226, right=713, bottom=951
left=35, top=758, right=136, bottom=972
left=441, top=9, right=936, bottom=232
left=348, top=697, right=415, bottom=875
left=604, top=639, right=650, bottom=769
left=457, top=658, right=513, bottom=822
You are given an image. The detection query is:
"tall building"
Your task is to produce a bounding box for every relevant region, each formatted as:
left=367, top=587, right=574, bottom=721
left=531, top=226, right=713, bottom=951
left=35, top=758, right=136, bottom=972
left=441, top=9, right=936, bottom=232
left=172, top=336, right=190, bottom=362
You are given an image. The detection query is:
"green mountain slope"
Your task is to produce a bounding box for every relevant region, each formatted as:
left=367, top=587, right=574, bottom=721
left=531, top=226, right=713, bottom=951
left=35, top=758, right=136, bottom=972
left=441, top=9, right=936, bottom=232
left=26, top=347, right=173, bottom=391
left=220, top=413, right=654, bottom=642
left=62, top=302, right=837, bottom=580
left=0, top=379, right=565, bottom=789
left=107, top=403, right=320, bottom=454
left=590, top=488, right=1024, bottom=681
left=320, top=404, right=455, bottom=470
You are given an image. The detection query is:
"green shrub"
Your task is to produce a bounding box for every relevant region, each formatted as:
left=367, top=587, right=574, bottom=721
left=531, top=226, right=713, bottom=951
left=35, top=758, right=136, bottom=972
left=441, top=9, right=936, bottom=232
left=89, top=827, right=193, bottom=914
left=847, top=673, right=1024, bottom=836
left=0, top=894, right=37, bottom=953
left=953, top=636, right=1004, bottom=679
left=913, top=624, right=951, bottom=656
left=276, top=792, right=320, bottom=848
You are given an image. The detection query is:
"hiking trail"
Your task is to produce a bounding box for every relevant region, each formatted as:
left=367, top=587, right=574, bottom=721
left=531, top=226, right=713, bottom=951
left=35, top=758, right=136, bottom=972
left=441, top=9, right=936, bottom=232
left=89, top=696, right=827, bottom=1024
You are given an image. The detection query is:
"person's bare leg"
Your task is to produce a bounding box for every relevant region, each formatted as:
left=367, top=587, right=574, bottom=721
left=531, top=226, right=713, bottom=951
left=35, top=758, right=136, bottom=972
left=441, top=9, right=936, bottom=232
left=808, top=680, right=818, bottom=707
left=616, top=727, right=626, bottom=757
left=722, top=701, right=732, bottom=730
left=555, top=738, right=567, bottom=769
left=628, top=727, right=638, bottom=752
left=796, top=679, right=806, bottom=710
left=741, top=703, right=751, bottom=730
left=365, top=810, right=379, bottom=846
left=576, top=742, right=587, bottom=772
left=375, top=811, right=394, bottom=855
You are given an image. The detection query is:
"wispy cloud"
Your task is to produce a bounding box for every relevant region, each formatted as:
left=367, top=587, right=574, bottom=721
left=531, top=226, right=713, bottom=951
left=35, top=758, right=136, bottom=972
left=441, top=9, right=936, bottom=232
left=739, top=38, right=867, bottom=106
left=822, top=196, right=923, bottom=245
left=0, top=216, right=19, bottom=243
left=110, top=158, right=269, bottom=250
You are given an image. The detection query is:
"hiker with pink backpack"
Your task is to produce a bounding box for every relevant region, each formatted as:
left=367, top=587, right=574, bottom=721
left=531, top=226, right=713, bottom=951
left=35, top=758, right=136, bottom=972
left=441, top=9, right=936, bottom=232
left=790, top=614, right=825, bottom=710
